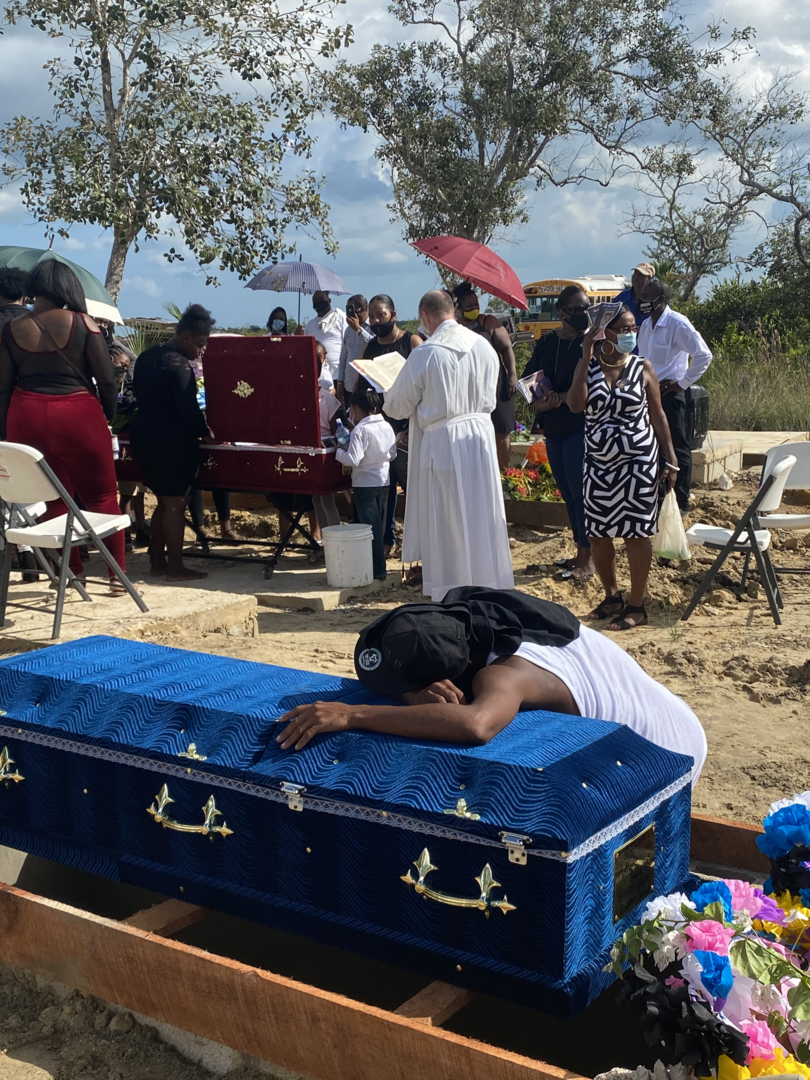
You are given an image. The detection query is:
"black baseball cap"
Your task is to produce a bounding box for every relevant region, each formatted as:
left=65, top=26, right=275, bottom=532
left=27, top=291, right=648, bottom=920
left=354, top=603, right=476, bottom=697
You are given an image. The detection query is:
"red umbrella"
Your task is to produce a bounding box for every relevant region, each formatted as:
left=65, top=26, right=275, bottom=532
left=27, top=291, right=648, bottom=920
left=410, top=236, right=528, bottom=310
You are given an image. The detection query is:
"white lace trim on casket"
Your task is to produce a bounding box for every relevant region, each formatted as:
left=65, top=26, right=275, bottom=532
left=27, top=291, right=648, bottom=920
left=0, top=724, right=690, bottom=863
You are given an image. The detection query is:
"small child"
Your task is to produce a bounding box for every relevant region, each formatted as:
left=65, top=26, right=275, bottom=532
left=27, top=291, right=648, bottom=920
left=336, top=382, right=396, bottom=580
left=313, top=341, right=342, bottom=530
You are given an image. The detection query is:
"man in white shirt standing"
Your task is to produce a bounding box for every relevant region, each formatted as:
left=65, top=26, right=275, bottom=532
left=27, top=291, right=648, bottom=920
left=384, top=289, right=514, bottom=601
left=304, top=291, right=348, bottom=387
left=637, top=280, right=712, bottom=512
left=335, top=294, right=373, bottom=404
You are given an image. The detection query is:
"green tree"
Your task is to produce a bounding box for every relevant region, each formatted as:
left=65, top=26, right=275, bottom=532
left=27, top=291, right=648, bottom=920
left=324, top=0, right=751, bottom=249
left=1, top=0, right=350, bottom=301
left=622, top=147, right=755, bottom=300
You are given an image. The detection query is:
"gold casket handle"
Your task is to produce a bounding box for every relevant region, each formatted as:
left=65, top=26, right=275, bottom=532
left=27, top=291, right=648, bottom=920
left=147, top=783, right=233, bottom=839
left=401, top=848, right=516, bottom=917
left=0, top=746, right=23, bottom=784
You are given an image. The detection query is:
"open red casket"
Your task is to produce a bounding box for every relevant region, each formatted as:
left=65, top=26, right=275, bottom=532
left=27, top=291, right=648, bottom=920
left=117, top=335, right=349, bottom=497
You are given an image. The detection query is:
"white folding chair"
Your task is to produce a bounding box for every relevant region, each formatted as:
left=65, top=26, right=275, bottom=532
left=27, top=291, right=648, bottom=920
left=759, top=443, right=810, bottom=575
left=0, top=499, right=91, bottom=597
left=0, top=441, right=148, bottom=638
left=681, top=455, right=796, bottom=627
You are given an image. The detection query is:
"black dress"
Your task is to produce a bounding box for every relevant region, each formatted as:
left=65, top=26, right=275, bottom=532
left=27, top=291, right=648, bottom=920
left=465, top=318, right=516, bottom=435
left=129, top=344, right=208, bottom=497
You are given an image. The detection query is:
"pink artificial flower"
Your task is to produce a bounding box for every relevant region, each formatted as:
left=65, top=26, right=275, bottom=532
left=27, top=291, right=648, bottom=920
left=739, top=1019, right=780, bottom=1063
left=683, top=920, right=735, bottom=956
left=723, top=879, right=763, bottom=916
left=665, top=976, right=686, bottom=988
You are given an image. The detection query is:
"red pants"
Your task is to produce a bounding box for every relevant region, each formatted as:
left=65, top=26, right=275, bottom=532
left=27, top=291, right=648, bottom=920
left=7, top=389, right=125, bottom=577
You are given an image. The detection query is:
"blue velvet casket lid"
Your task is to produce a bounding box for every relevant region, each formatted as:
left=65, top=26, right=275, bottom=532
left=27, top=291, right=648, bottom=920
left=0, top=636, right=693, bottom=853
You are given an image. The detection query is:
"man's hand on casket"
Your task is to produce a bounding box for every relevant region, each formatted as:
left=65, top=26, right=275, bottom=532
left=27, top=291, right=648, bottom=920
left=277, top=701, right=353, bottom=750
left=403, top=681, right=466, bottom=706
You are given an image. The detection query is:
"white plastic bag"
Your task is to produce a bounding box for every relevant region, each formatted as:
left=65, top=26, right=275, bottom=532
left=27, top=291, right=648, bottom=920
left=652, top=489, right=691, bottom=561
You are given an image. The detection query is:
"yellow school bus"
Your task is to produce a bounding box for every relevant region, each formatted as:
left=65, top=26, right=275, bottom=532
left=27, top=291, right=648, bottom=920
left=518, top=276, right=630, bottom=339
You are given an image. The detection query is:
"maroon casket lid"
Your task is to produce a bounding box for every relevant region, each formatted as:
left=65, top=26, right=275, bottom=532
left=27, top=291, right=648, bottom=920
left=203, top=335, right=321, bottom=447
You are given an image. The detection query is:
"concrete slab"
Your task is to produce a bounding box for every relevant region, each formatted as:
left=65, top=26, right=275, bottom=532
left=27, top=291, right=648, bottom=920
left=256, top=567, right=403, bottom=611
left=0, top=544, right=405, bottom=649
left=709, top=430, right=809, bottom=469
left=692, top=437, right=744, bottom=485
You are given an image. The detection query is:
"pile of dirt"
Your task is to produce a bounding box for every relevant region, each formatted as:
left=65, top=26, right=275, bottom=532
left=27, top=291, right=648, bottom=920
left=0, top=962, right=287, bottom=1080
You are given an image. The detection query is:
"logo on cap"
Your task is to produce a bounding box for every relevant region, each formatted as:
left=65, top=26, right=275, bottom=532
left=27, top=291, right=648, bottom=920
left=357, top=647, right=382, bottom=672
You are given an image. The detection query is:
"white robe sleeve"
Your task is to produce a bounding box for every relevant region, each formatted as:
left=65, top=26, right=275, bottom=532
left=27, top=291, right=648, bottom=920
left=383, top=350, right=424, bottom=421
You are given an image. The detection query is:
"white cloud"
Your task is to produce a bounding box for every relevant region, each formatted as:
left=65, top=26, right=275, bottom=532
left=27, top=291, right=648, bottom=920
left=128, top=276, right=160, bottom=298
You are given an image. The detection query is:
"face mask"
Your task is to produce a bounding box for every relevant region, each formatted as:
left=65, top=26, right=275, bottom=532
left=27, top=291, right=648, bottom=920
left=615, top=331, right=637, bottom=354
left=372, top=318, right=395, bottom=337
left=313, top=300, right=330, bottom=316
left=271, top=319, right=285, bottom=332
left=639, top=296, right=661, bottom=315
left=462, top=308, right=480, bottom=321
left=568, top=312, right=590, bottom=332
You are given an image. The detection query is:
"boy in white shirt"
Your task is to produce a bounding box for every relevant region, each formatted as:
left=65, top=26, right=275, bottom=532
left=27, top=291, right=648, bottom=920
left=336, top=382, right=396, bottom=580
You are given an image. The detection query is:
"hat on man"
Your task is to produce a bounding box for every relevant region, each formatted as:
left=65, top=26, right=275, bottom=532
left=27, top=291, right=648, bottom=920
left=632, top=262, right=656, bottom=278
left=354, top=603, right=475, bottom=698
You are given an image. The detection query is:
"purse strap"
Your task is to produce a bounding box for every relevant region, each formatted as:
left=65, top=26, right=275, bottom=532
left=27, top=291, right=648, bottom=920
left=25, top=313, right=96, bottom=395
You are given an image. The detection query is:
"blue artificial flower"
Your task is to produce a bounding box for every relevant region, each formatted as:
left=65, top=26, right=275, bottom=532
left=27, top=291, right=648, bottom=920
left=801, top=888, right=810, bottom=908
left=691, top=881, right=734, bottom=922
left=694, top=950, right=734, bottom=1001
left=759, top=804, right=810, bottom=859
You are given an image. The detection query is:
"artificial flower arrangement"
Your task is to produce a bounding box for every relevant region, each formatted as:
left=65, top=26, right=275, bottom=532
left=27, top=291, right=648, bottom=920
left=501, top=463, right=563, bottom=502
left=608, top=791, right=810, bottom=1080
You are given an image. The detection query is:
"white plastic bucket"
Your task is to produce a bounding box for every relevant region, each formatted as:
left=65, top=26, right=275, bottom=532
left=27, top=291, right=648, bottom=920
left=321, top=524, right=374, bottom=588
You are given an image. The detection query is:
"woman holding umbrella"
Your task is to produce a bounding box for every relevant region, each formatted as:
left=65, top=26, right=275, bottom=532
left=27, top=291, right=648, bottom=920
left=453, top=282, right=517, bottom=470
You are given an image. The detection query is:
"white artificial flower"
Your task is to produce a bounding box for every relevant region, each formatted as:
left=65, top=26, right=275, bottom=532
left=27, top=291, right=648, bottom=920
left=652, top=929, right=688, bottom=971
left=680, top=952, right=713, bottom=1006
left=767, top=790, right=810, bottom=816
left=642, top=892, right=696, bottom=925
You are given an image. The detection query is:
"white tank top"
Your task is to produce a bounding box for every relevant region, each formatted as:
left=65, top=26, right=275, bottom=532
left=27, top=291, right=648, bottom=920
left=487, top=625, right=706, bottom=785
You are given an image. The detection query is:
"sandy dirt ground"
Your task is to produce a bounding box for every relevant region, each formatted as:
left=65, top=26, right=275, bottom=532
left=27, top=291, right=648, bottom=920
left=0, top=471, right=808, bottom=1080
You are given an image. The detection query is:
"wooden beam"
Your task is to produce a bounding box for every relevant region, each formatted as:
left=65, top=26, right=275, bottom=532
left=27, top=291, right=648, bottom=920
left=691, top=814, right=770, bottom=874
left=0, top=882, right=583, bottom=1080
left=124, top=899, right=209, bottom=937
left=394, top=981, right=477, bottom=1027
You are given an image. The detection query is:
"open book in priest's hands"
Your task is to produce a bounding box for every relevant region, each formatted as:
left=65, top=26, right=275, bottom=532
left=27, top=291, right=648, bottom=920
left=349, top=353, right=406, bottom=394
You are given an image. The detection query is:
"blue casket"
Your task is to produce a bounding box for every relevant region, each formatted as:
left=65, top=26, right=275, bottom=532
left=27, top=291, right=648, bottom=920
left=0, top=636, right=694, bottom=1017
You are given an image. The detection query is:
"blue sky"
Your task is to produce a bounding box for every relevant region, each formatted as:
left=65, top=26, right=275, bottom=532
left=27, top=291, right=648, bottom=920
left=1, top=0, right=808, bottom=326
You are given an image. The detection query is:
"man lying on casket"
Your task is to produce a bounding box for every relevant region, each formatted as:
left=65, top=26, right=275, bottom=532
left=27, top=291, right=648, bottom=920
left=277, top=587, right=706, bottom=786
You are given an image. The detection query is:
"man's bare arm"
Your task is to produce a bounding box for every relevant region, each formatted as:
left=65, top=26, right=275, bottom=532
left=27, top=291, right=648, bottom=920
left=276, top=669, right=527, bottom=751
left=274, top=656, right=580, bottom=751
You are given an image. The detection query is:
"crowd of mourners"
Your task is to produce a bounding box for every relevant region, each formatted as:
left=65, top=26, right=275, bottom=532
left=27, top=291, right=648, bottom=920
left=0, top=258, right=712, bottom=631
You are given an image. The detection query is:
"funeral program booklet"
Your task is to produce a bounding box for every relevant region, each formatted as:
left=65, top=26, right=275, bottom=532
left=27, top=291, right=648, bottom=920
left=350, top=353, right=406, bottom=394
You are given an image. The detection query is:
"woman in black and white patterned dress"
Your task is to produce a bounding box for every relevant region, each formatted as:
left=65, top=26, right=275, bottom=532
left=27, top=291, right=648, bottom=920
left=568, top=305, right=678, bottom=631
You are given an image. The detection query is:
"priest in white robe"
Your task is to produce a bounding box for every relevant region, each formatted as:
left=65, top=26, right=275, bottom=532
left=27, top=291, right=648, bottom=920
left=384, top=290, right=514, bottom=601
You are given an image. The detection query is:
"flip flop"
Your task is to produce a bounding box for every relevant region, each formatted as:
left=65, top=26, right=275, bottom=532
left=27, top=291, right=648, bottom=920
left=553, top=557, right=575, bottom=568
left=555, top=567, right=594, bottom=583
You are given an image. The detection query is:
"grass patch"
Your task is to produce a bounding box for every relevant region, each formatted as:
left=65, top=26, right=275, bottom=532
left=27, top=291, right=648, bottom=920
left=701, top=330, right=810, bottom=432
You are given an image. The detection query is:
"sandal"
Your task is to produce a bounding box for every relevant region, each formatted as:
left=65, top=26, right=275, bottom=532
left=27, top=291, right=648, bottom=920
left=606, top=604, right=648, bottom=631
left=553, top=557, right=576, bottom=569
left=585, top=593, right=624, bottom=621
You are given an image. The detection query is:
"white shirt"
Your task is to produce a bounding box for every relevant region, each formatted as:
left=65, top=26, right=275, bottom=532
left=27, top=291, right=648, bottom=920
left=318, top=385, right=341, bottom=440
left=488, top=624, right=706, bottom=785
left=305, top=308, right=348, bottom=383
left=337, top=322, right=374, bottom=393
left=637, top=306, right=712, bottom=390
left=335, top=413, right=396, bottom=488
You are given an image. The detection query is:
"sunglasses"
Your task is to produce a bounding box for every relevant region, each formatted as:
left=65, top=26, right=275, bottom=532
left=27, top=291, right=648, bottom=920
left=561, top=305, right=590, bottom=315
